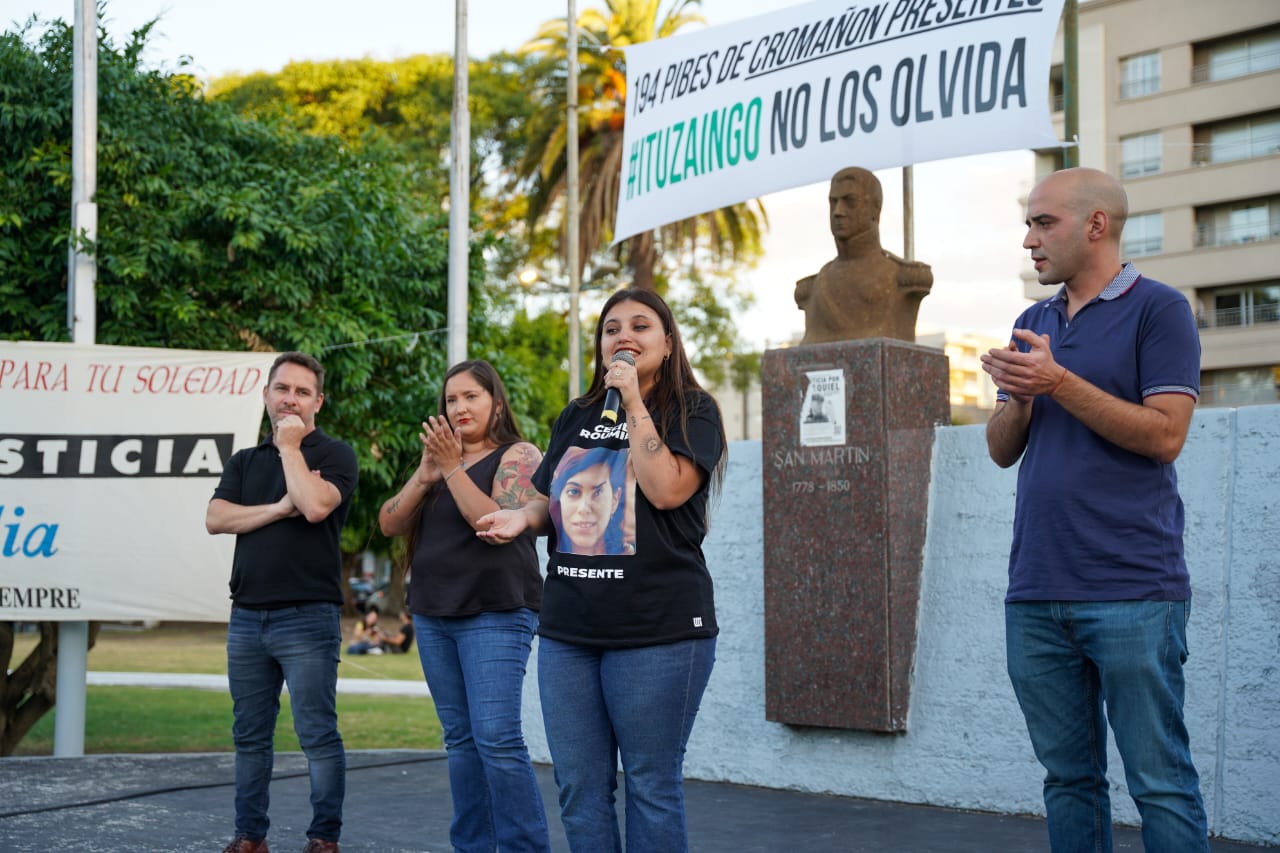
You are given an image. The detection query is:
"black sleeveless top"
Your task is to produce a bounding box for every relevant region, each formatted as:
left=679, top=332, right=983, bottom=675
left=407, top=444, right=542, bottom=618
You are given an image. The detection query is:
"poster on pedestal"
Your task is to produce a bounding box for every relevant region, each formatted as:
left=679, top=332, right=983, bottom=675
left=800, top=368, right=846, bottom=447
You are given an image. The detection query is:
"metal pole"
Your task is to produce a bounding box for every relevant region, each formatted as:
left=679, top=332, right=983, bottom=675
left=1063, top=0, right=1079, bottom=168
left=566, top=0, right=582, bottom=399
left=56, top=0, right=98, bottom=758
left=902, top=166, right=915, bottom=262
left=447, top=0, right=470, bottom=365
left=68, top=0, right=97, bottom=343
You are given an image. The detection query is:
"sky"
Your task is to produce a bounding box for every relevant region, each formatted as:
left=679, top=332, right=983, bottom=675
left=11, top=0, right=1044, bottom=348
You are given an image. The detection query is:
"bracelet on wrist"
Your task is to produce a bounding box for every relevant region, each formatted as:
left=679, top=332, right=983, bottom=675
left=444, top=462, right=466, bottom=481
left=1048, top=366, right=1070, bottom=398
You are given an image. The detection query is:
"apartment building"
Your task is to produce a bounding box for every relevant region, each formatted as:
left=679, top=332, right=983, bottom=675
left=917, top=331, right=1005, bottom=423
left=1038, top=0, right=1280, bottom=406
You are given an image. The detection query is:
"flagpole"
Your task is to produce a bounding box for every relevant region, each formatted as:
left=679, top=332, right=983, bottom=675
left=902, top=166, right=914, bottom=262
left=447, top=0, right=470, bottom=365
left=55, top=0, right=98, bottom=758
left=566, top=0, right=582, bottom=398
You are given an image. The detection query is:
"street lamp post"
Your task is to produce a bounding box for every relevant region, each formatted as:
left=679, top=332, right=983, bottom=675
left=566, top=0, right=582, bottom=399
left=447, top=0, right=471, bottom=365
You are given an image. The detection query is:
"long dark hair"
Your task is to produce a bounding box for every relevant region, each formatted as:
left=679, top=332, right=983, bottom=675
left=437, top=359, right=524, bottom=444
left=583, top=288, right=727, bottom=499
left=401, top=360, right=524, bottom=577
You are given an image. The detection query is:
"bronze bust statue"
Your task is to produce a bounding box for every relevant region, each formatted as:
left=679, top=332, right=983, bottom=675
left=795, top=167, right=933, bottom=344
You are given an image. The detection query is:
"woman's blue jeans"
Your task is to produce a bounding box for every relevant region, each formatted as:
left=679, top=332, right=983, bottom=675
left=227, top=603, right=345, bottom=843
left=538, top=636, right=716, bottom=853
left=413, top=608, right=550, bottom=853
left=1005, top=600, right=1209, bottom=853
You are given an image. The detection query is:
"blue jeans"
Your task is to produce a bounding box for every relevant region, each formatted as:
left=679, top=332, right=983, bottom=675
left=1005, top=600, right=1209, bottom=853
left=538, top=636, right=716, bottom=853
left=227, top=603, right=345, bottom=843
left=413, top=608, right=550, bottom=853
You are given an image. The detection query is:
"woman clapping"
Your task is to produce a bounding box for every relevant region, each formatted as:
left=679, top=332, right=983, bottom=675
left=379, top=359, right=550, bottom=853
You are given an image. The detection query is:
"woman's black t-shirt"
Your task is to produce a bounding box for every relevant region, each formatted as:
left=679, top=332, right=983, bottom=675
left=409, top=443, right=542, bottom=617
left=532, top=390, right=723, bottom=648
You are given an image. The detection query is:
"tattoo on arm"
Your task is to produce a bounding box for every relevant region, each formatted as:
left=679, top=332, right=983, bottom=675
left=644, top=436, right=663, bottom=455
left=493, top=444, right=543, bottom=510
left=386, top=497, right=401, bottom=515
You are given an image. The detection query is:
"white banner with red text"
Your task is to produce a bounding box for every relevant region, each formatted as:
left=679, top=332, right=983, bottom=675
left=614, top=0, right=1065, bottom=242
left=0, top=342, right=276, bottom=621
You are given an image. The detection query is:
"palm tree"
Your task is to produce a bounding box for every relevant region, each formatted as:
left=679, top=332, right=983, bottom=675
left=520, top=0, right=767, bottom=291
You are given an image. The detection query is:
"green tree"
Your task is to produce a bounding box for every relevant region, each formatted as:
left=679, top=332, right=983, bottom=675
left=518, top=0, right=768, bottom=291
left=205, top=37, right=760, bottom=390
left=0, top=623, right=101, bottom=756
left=207, top=52, right=574, bottom=440
left=0, top=17, right=461, bottom=541
left=0, top=15, right=541, bottom=750
left=672, top=271, right=755, bottom=387
left=209, top=52, right=545, bottom=289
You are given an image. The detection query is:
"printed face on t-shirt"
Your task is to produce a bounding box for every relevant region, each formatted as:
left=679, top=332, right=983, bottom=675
left=550, top=446, right=636, bottom=557
left=558, top=461, right=620, bottom=555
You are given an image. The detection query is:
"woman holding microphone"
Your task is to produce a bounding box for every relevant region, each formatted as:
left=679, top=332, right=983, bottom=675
left=480, top=288, right=726, bottom=853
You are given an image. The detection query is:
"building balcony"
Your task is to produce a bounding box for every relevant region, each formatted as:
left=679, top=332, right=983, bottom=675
left=1199, top=380, right=1280, bottom=407
left=1195, top=221, right=1280, bottom=248
left=1191, top=47, right=1280, bottom=85
left=1110, top=72, right=1280, bottom=138
left=1197, top=301, right=1280, bottom=329
left=1197, top=319, right=1280, bottom=372
left=1135, top=240, right=1278, bottom=293
left=1192, top=134, right=1280, bottom=166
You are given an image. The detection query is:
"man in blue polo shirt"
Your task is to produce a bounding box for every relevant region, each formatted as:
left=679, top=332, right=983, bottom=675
left=981, top=168, right=1209, bottom=852
left=207, top=351, right=358, bottom=853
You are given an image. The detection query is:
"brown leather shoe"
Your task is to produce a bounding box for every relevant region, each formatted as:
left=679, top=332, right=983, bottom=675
left=221, top=836, right=268, bottom=853
left=301, top=841, right=339, bottom=853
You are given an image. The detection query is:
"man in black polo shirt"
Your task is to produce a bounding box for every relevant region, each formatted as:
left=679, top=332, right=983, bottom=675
left=207, top=351, right=358, bottom=853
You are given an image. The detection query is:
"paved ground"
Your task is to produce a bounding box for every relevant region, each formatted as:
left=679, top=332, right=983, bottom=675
left=4, top=672, right=1269, bottom=851
left=0, top=750, right=1270, bottom=852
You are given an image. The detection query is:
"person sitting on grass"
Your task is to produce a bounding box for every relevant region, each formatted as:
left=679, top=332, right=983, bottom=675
left=346, top=610, right=383, bottom=655
left=376, top=609, right=415, bottom=654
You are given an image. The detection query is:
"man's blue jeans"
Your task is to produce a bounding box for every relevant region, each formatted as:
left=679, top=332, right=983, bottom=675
left=1005, top=600, right=1209, bottom=853
left=227, top=603, right=345, bottom=843
left=413, top=608, right=550, bottom=853
left=538, top=636, right=716, bottom=853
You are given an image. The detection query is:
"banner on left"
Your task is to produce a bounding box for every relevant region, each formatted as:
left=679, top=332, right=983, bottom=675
left=0, top=342, right=278, bottom=622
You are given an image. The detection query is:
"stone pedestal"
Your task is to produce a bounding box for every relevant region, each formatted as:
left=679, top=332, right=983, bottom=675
left=761, top=338, right=949, bottom=732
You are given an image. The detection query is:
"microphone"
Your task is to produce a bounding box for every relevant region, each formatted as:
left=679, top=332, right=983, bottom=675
left=601, top=351, right=635, bottom=424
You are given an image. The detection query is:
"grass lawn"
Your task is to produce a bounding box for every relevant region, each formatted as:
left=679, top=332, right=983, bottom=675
left=7, top=621, right=441, bottom=756
left=11, top=620, right=424, bottom=681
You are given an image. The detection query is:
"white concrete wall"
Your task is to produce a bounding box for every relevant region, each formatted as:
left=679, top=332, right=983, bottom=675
left=521, top=405, right=1280, bottom=845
